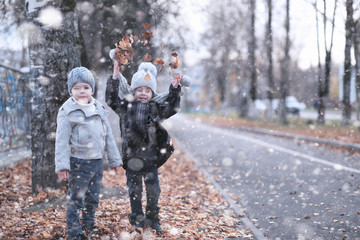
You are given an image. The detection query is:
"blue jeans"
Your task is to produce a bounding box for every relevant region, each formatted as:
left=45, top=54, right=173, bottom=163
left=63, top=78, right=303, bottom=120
left=126, top=167, right=161, bottom=216
left=66, top=157, right=103, bottom=238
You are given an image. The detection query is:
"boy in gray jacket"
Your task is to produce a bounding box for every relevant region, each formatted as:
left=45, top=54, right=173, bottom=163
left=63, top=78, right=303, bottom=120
left=55, top=67, right=122, bottom=240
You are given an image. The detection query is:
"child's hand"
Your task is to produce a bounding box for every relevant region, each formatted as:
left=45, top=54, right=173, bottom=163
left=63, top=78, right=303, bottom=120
left=57, top=170, right=69, bottom=181
left=171, top=74, right=183, bottom=88
left=113, top=61, right=120, bottom=80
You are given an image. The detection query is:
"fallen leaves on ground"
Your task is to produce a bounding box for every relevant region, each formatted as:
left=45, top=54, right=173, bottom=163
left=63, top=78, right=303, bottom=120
left=0, top=142, right=253, bottom=239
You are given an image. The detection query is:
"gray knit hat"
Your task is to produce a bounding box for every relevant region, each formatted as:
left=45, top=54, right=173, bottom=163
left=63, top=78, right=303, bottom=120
left=131, top=62, right=157, bottom=95
left=67, top=67, right=95, bottom=94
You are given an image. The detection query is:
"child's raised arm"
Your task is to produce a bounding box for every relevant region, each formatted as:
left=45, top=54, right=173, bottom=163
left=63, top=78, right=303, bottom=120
left=171, top=74, right=183, bottom=88
left=110, top=50, right=132, bottom=96
left=113, top=61, right=120, bottom=80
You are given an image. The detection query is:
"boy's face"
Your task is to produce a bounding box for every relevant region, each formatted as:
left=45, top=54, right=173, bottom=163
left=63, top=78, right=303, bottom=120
left=70, top=82, right=93, bottom=104
left=134, top=86, right=153, bottom=103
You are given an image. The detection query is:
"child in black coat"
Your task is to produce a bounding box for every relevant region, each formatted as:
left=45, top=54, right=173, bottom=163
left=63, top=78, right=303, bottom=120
left=105, top=61, right=183, bottom=234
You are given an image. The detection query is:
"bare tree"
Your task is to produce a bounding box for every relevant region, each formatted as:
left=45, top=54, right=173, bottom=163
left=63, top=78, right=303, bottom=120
left=265, top=0, right=275, bottom=121
left=342, top=0, right=354, bottom=125
left=26, top=0, right=82, bottom=193
left=246, top=0, right=258, bottom=119
left=200, top=0, right=242, bottom=111
left=279, top=0, right=290, bottom=125
left=315, top=0, right=338, bottom=125
left=354, top=5, right=360, bottom=120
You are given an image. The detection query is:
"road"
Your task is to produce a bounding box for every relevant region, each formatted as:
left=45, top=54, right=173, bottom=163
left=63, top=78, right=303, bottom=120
left=165, top=114, right=360, bottom=240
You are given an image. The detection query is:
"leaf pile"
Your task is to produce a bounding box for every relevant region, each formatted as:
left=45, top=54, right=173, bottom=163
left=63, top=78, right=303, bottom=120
left=0, top=142, right=254, bottom=239
left=113, top=23, right=181, bottom=76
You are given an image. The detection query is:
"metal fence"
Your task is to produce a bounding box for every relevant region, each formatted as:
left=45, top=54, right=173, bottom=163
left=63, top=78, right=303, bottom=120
left=0, top=63, right=31, bottom=152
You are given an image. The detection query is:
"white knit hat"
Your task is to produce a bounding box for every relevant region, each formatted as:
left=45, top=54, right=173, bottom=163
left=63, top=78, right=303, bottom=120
left=131, top=62, right=157, bottom=95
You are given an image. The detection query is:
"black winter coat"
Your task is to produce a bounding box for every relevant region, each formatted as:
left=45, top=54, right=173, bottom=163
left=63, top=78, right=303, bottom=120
left=105, top=75, right=181, bottom=170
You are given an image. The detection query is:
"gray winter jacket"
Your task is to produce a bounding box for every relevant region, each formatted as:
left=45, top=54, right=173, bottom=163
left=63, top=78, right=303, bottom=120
left=55, top=97, right=122, bottom=173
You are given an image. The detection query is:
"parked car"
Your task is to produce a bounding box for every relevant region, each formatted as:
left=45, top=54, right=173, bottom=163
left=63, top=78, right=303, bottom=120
left=256, top=96, right=306, bottom=115
left=273, top=96, right=306, bottom=115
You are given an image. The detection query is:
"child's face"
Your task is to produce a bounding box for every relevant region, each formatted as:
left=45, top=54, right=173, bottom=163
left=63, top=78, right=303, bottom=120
left=134, top=86, right=153, bottom=103
left=70, top=82, right=93, bottom=104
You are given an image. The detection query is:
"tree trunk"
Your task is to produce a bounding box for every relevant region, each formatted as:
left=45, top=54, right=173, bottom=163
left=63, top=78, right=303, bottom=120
left=248, top=0, right=257, bottom=103
left=317, top=52, right=330, bottom=125
left=317, top=0, right=337, bottom=125
left=354, top=20, right=360, bottom=120
left=342, top=0, right=354, bottom=125
left=265, top=0, right=275, bottom=122
left=26, top=0, right=82, bottom=194
left=279, top=0, right=290, bottom=125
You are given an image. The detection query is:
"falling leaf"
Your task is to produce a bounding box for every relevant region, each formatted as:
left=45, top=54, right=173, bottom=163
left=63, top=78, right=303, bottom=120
left=142, top=23, right=150, bottom=29
left=169, top=57, right=179, bottom=70
left=143, top=53, right=152, bottom=62
left=154, top=58, right=165, bottom=72
left=113, top=34, right=135, bottom=69
left=154, top=58, right=165, bottom=65
left=142, top=30, right=153, bottom=38
left=171, top=52, right=178, bottom=57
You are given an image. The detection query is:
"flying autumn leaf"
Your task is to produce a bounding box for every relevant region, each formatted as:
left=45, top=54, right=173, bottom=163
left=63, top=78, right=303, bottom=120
left=142, top=30, right=153, bottom=38
left=113, top=34, right=135, bottom=69
left=154, top=58, right=165, bottom=72
left=154, top=58, right=165, bottom=65
left=169, top=56, right=179, bottom=70
left=142, top=23, right=150, bottom=29
left=142, top=53, right=152, bottom=62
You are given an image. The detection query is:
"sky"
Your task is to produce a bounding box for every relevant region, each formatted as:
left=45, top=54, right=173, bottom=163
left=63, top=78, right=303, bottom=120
left=179, top=0, right=347, bottom=70
left=0, top=0, right=347, bottom=70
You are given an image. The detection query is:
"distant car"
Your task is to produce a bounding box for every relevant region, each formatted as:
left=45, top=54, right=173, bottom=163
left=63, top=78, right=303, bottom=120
left=272, top=96, right=306, bottom=115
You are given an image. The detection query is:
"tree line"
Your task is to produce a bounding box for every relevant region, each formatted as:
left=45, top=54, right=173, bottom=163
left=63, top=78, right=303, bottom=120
left=200, top=0, right=360, bottom=126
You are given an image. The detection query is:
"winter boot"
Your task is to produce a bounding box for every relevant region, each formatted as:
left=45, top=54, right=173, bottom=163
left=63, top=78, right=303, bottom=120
left=129, top=212, right=145, bottom=232
left=145, top=207, right=162, bottom=235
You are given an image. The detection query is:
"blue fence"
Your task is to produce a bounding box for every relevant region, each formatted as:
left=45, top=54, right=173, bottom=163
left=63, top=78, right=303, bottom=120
left=0, top=64, right=31, bottom=151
